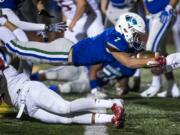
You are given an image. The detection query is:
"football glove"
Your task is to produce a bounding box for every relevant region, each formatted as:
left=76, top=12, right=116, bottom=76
left=159, top=5, right=174, bottom=24
left=155, top=56, right=166, bottom=67
left=46, top=22, right=67, bottom=33
left=146, top=56, right=166, bottom=68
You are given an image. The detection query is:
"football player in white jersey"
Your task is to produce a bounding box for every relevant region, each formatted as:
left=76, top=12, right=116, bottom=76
left=140, top=0, right=180, bottom=98
left=0, top=58, right=124, bottom=128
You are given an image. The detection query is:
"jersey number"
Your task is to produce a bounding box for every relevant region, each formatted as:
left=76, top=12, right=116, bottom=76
left=114, top=37, right=121, bottom=42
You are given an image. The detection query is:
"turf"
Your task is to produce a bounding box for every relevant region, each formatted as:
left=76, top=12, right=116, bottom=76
left=1, top=45, right=180, bottom=135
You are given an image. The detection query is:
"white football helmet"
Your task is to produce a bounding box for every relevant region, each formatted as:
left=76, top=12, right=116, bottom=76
left=115, top=12, right=146, bottom=51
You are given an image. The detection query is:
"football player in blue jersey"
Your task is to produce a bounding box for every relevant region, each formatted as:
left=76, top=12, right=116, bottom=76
left=140, top=0, right=180, bottom=98
left=0, top=12, right=165, bottom=75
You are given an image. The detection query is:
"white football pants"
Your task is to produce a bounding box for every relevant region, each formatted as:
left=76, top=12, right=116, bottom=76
left=3, top=66, right=118, bottom=124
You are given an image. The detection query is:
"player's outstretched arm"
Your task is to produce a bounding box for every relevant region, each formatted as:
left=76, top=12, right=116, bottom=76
left=111, top=51, right=164, bottom=69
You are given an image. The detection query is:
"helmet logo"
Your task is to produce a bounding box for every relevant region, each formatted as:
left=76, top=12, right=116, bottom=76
left=125, top=15, right=137, bottom=26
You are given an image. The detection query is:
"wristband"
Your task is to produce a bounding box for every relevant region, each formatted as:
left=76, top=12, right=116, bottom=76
left=165, top=5, right=173, bottom=11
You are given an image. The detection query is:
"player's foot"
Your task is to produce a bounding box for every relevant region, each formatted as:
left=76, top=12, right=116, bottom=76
left=157, top=91, right=167, bottom=97
left=88, top=88, right=107, bottom=99
left=111, top=103, right=125, bottom=128
left=140, top=85, right=160, bottom=97
left=157, top=83, right=180, bottom=98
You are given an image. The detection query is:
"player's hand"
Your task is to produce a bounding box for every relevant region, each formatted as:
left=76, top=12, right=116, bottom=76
left=38, top=9, right=54, bottom=18
left=159, top=5, right=174, bottom=24
left=46, top=22, right=67, bottom=33
left=155, top=56, right=166, bottom=67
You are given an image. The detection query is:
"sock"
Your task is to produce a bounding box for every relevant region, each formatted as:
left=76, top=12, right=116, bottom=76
left=72, top=114, right=92, bottom=124
left=70, top=98, right=114, bottom=113
left=72, top=113, right=113, bottom=124
left=94, top=113, right=113, bottom=124
left=151, top=75, right=160, bottom=87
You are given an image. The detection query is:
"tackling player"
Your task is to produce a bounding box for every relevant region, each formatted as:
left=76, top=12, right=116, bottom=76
left=0, top=13, right=165, bottom=74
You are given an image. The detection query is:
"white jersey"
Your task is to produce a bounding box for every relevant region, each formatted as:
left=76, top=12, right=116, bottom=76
left=54, top=0, right=86, bottom=20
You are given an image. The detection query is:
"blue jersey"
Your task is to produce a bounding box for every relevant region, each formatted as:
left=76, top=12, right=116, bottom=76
left=110, top=0, right=126, bottom=8
left=0, top=0, right=23, bottom=10
left=72, top=28, right=137, bottom=66
left=98, top=61, right=136, bottom=82
left=144, top=0, right=170, bottom=14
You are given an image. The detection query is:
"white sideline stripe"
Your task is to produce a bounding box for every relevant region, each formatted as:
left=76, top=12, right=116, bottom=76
left=84, top=109, right=108, bottom=135
left=84, top=125, right=108, bottom=135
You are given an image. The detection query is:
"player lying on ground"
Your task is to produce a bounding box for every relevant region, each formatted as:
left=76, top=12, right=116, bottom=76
left=0, top=12, right=165, bottom=69
left=0, top=58, right=125, bottom=128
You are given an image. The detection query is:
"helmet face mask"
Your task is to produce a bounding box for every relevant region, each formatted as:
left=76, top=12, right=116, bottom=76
left=130, top=30, right=147, bottom=51
left=115, top=12, right=146, bottom=51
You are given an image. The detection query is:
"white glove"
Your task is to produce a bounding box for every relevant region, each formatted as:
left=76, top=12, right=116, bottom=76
left=46, top=22, right=67, bottom=33
left=159, top=5, right=174, bottom=24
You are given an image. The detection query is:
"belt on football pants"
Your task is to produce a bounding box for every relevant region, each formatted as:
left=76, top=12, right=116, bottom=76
left=16, top=83, right=30, bottom=119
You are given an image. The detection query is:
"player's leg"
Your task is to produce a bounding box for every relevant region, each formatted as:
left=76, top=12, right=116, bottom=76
left=30, top=108, right=73, bottom=124
left=0, top=27, right=73, bottom=64
left=31, top=108, right=115, bottom=125
left=141, top=12, right=174, bottom=97
left=172, top=15, right=180, bottom=52
left=26, top=81, right=123, bottom=114
left=12, top=28, right=33, bottom=77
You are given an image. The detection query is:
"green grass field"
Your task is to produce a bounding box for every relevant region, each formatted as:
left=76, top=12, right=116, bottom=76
left=0, top=45, right=180, bottom=135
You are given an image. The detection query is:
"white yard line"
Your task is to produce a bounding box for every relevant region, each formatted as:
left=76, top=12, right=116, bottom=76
left=84, top=125, right=108, bottom=135
left=84, top=109, right=108, bottom=135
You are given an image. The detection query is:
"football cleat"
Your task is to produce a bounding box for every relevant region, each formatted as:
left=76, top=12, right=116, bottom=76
left=111, top=99, right=124, bottom=108
left=157, top=83, right=180, bottom=98
left=140, top=85, right=160, bottom=97
left=111, top=103, right=125, bottom=128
